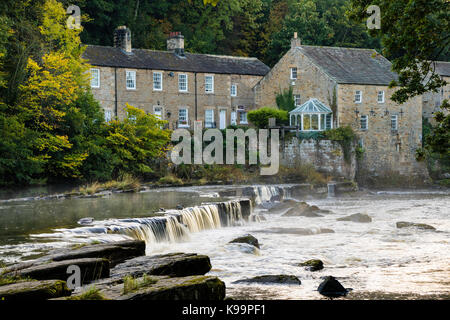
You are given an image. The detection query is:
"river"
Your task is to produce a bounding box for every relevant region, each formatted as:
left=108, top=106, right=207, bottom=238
left=0, top=184, right=449, bottom=299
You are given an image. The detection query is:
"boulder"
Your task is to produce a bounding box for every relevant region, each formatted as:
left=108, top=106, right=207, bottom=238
left=299, top=259, right=324, bottom=271
left=229, top=234, right=260, bottom=249
left=68, top=275, right=226, bottom=300
left=111, top=253, right=212, bottom=279
left=233, top=275, right=301, bottom=285
left=396, top=221, right=436, bottom=230
left=282, top=202, right=330, bottom=217
left=337, top=213, right=372, bottom=223
left=317, top=276, right=348, bottom=298
left=3, top=258, right=109, bottom=284
left=49, top=240, right=146, bottom=267
left=0, top=280, right=71, bottom=300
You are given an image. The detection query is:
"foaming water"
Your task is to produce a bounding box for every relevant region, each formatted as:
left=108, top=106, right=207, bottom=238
left=0, top=185, right=449, bottom=299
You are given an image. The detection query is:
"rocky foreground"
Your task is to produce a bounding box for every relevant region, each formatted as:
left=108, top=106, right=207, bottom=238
left=0, top=240, right=224, bottom=300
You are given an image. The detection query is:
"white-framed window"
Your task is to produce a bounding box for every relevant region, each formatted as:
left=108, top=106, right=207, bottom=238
left=178, top=74, right=187, bottom=92
left=239, top=111, right=248, bottom=124
left=290, top=67, right=297, bottom=80
left=153, top=72, right=162, bottom=91
left=126, top=70, right=136, bottom=90
left=355, top=90, right=362, bottom=103
left=154, top=106, right=163, bottom=120
left=378, top=91, right=385, bottom=103
left=90, top=68, right=100, bottom=88
left=231, top=111, right=237, bottom=125
left=104, top=109, right=112, bottom=122
left=391, top=114, right=398, bottom=131
left=178, top=108, right=189, bottom=127
left=205, top=109, right=215, bottom=128
left=294, top=94, right=301, bottom=106
left=205, top=75, right=214, bottom=93
left=360, top=115, right=368, bottom=130
left=325, top=114, right=333, bottom=130
left=231, top=84, right=237, bottom=97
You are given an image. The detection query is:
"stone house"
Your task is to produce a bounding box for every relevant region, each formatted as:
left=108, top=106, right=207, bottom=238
left=422, top=61, right=450, bottom=122
left=254, top=34, right=427, bottom=179
left=83, top=26, right=270, bottom=129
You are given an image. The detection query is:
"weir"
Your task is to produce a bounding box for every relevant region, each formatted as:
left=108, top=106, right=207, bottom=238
left=31, top=199, right=252, bottom=251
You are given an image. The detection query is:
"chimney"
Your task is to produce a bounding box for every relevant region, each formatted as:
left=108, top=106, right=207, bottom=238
left=167, top=32, right=185, bottom=56
left=291, top=32, right=301, bottom=49
left=114, top=26, right=132, bottom=53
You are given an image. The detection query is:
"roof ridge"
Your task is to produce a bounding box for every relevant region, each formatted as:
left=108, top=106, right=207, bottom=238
left=298, top=44, right=380, bottom=52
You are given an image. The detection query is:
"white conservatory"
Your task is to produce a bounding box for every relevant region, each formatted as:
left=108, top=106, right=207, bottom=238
left=289, top=98, right=333, bottom=131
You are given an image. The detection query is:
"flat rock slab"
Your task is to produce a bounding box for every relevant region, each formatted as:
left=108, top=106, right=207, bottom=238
left=3, top=258, right=109, bottom=284
left=233, top=275, right=301, bottom=285
left=0, top=280, right=71, bottom=300
left=50, top=240, right=146, bottom=267
left=69, top=275, right=225, bottom=300
left=111, top=253, right=212, bottom=279
left=337, top=213, right=372, bottom=223
left=396, top=221, right=436, bottom=230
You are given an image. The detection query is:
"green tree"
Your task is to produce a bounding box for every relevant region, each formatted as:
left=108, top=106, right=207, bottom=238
left=276, top=87, right=296, bottom=112
left=248, top=107, right=288, bottom=128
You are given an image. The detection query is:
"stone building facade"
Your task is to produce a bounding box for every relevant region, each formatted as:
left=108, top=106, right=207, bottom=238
left=83, top=27, right=270, bottom=129
left=254, top=34, right=428, bottom=179
left=422, top=61, right=450, bottom=122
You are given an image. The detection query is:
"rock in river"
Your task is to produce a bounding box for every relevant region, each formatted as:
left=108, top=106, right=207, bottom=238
left=396, top=221, right=436, bottom=230
left=111, top=253, right=212, bottom=279
left=282, top=202, right=331, bottom=217
left=233, top=275, right=301, bottom=285
left=0, top=280, right=71, bottom=300
left=299, top=259, right=324, bottom=271
left=2, top=258, right=110, bottom=284
left=337, top=213, right=372, bottom=223
left=50, top=240, right=146, bottom=267
left=229, top=234, right=260, bottom=249
left=317, top=276, right=349, bottom=298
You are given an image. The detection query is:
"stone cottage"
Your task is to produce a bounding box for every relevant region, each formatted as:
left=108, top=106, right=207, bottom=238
left=422, top=61, right=450, bottom=122
left=254, top=33, right=427, bottom=179
left=83, top=26, right=270, bottom=129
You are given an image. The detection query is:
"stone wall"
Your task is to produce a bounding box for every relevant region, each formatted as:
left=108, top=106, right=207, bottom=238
left=282, top=137, right=356, bottom=180
left=90, top=67, right=263, bottom=129
left=337, top=84, right=428, bottom=179
left=422, top=75, right=450, bottom=123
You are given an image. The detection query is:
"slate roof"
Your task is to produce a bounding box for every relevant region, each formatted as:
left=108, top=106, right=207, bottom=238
left=290, top=98, right=332, bottom=114
left=432, top=61, right=450, bottom=77
left=83, top=45, right=270, bottom=76
left=296, top=45, right=398, bottom=85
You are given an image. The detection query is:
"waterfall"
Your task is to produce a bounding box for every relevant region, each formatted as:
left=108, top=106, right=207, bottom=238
left=31, top=199, right=251, bottom=250
left=252, top=186, right=283, bottom=205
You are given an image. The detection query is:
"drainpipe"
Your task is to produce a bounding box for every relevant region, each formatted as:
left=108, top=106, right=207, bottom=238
left=114, top=67, right=118, bottom=119
left=194, top=72, right=198, bottom=120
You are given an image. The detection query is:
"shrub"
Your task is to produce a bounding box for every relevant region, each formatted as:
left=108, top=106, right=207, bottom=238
left=248, top=107, right=288, bottom=128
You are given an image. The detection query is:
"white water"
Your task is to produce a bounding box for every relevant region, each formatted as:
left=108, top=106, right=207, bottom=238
left=1, top=186, right=449, bottom=299
left=140, top=190, right=450, bottom=299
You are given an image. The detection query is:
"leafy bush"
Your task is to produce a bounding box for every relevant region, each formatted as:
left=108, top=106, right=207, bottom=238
left=276, top=87, right=295, bottom=112
left=248, top=107, right=288, bottom=128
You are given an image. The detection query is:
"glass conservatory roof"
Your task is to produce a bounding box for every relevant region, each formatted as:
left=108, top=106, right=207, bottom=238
left=289, top=98, right=332, bottom=114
